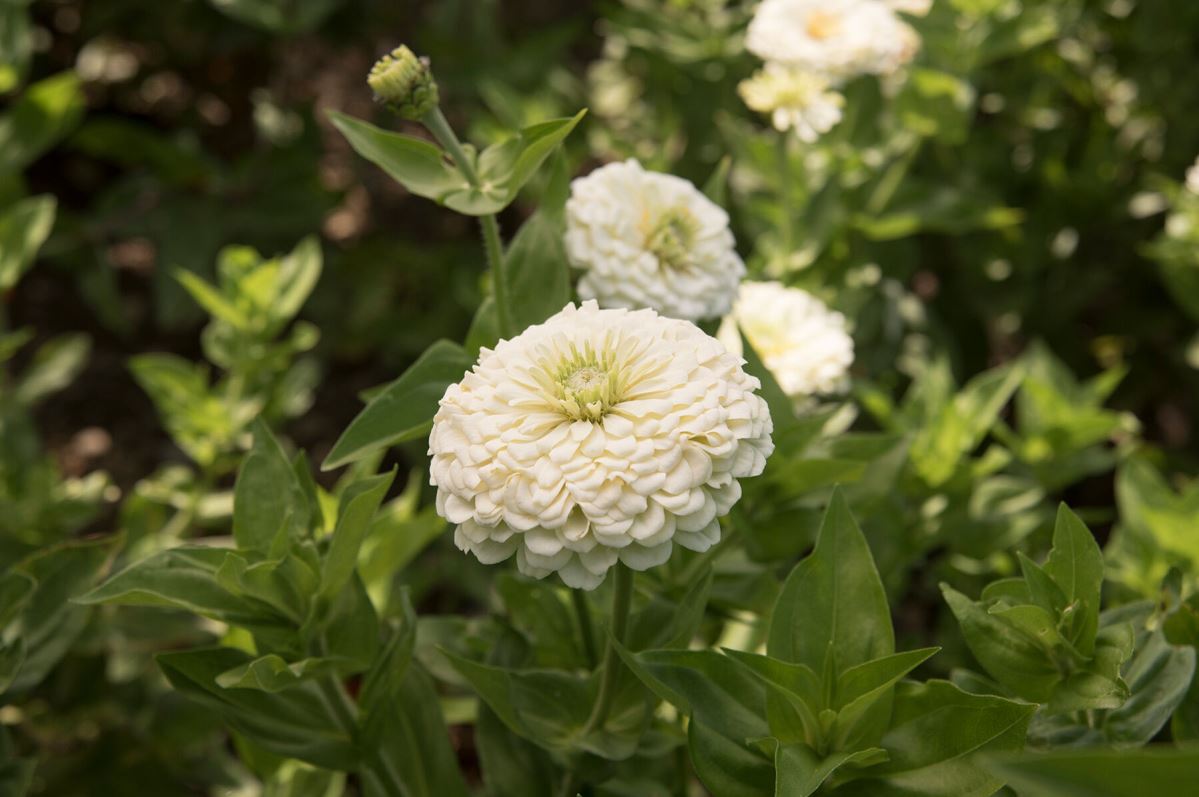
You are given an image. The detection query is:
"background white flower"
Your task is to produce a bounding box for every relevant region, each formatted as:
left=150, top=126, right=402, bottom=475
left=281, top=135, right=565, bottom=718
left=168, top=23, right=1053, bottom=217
left=746, top=0, right=919, bottom=80
left=565, top=159, right=745, bottom=321
left=888, top=0, right=933, bottom=16
left=1186, top=156, right=1199, bottom=195
left=718, top=281, right=854, bottom=399
left=739, top=63, right=845, bottom=141
left=429, top=301, right=774, bottom=589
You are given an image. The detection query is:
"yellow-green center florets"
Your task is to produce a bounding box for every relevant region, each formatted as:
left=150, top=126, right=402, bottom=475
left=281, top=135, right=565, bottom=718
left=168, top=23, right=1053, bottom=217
left=645, top=208, right=700, bottom=271
left=547, top=348, right=625, bottom=422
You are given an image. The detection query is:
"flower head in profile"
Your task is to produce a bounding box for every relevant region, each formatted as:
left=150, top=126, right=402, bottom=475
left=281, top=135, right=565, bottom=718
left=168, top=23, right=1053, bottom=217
left=429, top=301, right=774, bottom=589
left=747, top=0, right=919, bottom=80
left=739, top=63, right=845, bottom=141
left=718, top=281, right=854, bottom=400
left=565, top=159, right=745, bottom=322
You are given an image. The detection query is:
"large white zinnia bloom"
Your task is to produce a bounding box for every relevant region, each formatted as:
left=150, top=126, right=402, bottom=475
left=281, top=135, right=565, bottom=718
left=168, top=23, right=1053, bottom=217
left=429, top=301, right=774, bottom=589
left=746, top=0, right=919, bottom=80
left=565, top=159, right=745, bottom=322
left=739, top=63, right=845, bottom=141
left=718, top=281, right=854, bottom=399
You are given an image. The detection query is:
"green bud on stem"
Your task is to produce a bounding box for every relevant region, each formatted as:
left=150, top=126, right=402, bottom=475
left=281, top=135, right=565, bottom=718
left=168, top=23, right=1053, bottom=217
left=368, top=45, right=439, bottom=119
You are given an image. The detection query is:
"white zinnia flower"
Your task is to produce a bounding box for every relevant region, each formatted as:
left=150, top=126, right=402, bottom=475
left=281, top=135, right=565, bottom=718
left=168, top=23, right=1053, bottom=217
left=429, top=301, right=774, bottom=590
left=888, top=0, right=933, bottom=16
left=746, top=0, right=919, bottom=80
left=565, top=159, right=745, bottom=322
left=1186, top=156, right=1199, bottom=195
left=718, top=281, right=854, bottom=399
left=739, top=63, right=845, bottom=141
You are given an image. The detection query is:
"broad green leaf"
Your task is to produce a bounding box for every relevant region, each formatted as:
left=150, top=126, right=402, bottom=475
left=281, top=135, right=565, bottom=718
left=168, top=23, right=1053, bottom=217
left=0, top=194, right=55, bottom=291
left=322, top=340, right=472, bottom=469
left=0, top=570, right=35, bottom=628
left=702, top=155, right=731, bottom=206
left=723, top=650, right=825, bottom=746
left=327, top=111, right=471, bottom=208
left=235, top=421, right=310, bottom=552
left=215, top=654, right=342, bottom=692
left=497, top=574, right=582, bottom=670
left=500, top=153, right=572, bottom=333
left=1044, top=505, right=1104, bottom=654
left=982, top=746, right=1199, bottom=796
left=831, top=647, right=940, bottom=750
left=445, top=652, right=645, bottom=760
left=77, top=546, right=283, bottom=625
left=320, top=469, right=395, bottom=600
left=5, top=535, right=116, bottom=695
left=364, top=663, right=471, bottom=797
left=475, top=110, right=586, bottom=214
left=768, top=490, right=894, bottom=675
left=688, top=719, right=774, bottom=797
left=835, top=680, right=1034, bottom=797
left=0, top=72, right=85, bottom=175
left=157, top=647, right=358, bottom=771
left=941, top=584, right=1061, bottom=702
left=476, top=704, right=557, bottom=797
left=272, top=236, right=323, bottom=327
left=773, top=743, right=887, bottom=797
left=464, top=296, right=499, bottom=356
left=13, top=333, right=89, bottom=406
left=360, top=590, right=417, bottom=744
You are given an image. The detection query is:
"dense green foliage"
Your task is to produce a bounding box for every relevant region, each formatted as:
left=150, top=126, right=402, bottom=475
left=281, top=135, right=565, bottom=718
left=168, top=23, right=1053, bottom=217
left=3, top=0, right=1199, bottom=795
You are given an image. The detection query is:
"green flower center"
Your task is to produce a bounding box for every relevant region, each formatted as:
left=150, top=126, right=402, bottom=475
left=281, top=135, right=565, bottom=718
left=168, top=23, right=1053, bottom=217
left=547, top=348, right=624, bottom=422
left=645, top=208, right=699, bottom=271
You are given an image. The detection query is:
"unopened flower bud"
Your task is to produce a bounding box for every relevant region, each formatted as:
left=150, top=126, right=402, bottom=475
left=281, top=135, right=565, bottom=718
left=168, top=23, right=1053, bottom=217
left=368, top=45, right=439, bottom=119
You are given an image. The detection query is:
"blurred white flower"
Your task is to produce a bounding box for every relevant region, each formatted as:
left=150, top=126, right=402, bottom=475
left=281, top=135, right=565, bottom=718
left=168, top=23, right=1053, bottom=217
left=565, top=159, right=744, bottom=321
left=888, top=0, right=933, bottom=16
left=1186, top=156, right=1199, bottom=195
left=739, top=63, right=845, bottom=141
left=429, top=301, right=774, bottom=589
left=718, top=281, right=854, bottom=399
left=746, top=0, right=919, bottom=80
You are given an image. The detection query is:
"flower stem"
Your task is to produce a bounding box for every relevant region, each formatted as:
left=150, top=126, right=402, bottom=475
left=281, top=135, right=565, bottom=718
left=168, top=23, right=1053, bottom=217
left=581, top=565, right=634, bottom=737
left=571, top=589, right=598, bottom=668
left=421, top=107, right=513, bottom=337
left=776, top=133, right=793, bottom=256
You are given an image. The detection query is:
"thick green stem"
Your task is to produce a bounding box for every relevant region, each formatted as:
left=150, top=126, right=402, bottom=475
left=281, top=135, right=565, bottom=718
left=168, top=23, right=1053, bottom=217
left=581, top=565, right=634, bottom=736
left=572, top=589, right=598, bottom=668
left=776, top=133, right=793, bottom=256
left=480, top=214, right=514, bottom=338
left=422, top=107, right=512, bottom=337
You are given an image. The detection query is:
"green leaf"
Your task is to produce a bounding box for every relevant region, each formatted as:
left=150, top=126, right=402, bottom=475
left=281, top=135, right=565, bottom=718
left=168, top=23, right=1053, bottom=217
left=0, top=194, right=55, bottom=291
left=500, top=153, right=572, bottom=333
left=4, top=535, right=116, bottom=695
left=322, top=340, right=472, bottom=470
left=1044, top=504, right=1104, bottom=655
left=831, top=647, right=940, bottom=749
left=475, top=110, right=586, bottom=214
left=215, top=654, right=342, bottom=692
left=688, top=719, right=774, bottom=797
left=327, top=111, right=470, bottom=206
left=476, top=704, right=558, bottom=797
left=702, top=156, right=731, bottom=206
left=772, top=743, right=888, bottom=797
left=835, top=680, right=1034, bottom=797
left=0, top=72, right=85, bottom=175
left=982, top=747, right=1199, bottom=796
left=272, top=236, right=323, bottom=327
left=360, top=590, right=417, bottom=743
left=77, top=546, right=283, bottom=626
left=209, top=0, right=339, bottom=34
left=722, top=649, right=825, bottom=746
left=157, top=647, right=358, bottom=771
left=366, top=663, right=471, bottom=797
left=768, top=490, right=894, bottom=676
left=0, top=3, right=32, bottom=94
left=894, top=68, right=975, bottom=144
left=235, top=421, right=311, bottom=552
left=941, top=584, right=1061, bottom=702
left=320, top=469, right=395, bottom=601
left=13, top=333, right=89, bottom=406
left=176, top=269, right=248, bottom=329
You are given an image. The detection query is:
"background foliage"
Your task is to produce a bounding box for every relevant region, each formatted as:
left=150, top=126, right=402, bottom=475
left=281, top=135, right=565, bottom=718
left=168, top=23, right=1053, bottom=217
left=3, top=0, right=1199, bottom=795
